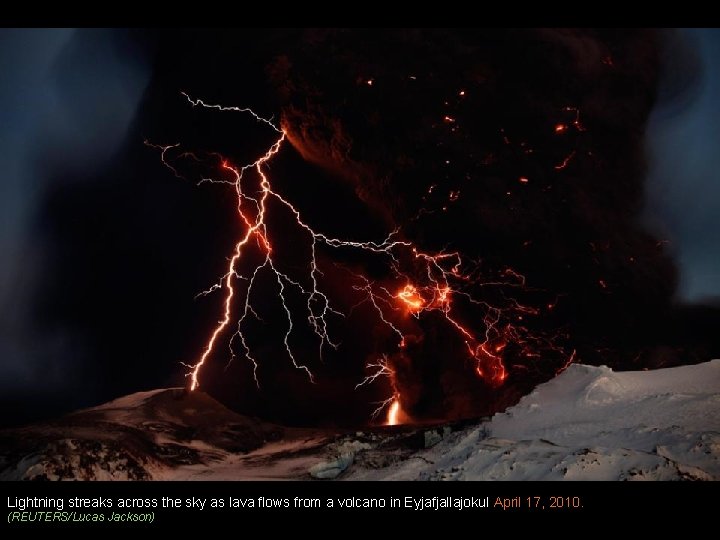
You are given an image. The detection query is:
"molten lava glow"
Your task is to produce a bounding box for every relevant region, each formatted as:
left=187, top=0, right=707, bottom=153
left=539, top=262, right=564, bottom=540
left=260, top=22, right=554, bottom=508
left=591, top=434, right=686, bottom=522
left=387, top=399, right=401, bottom=426
left=555, top=150, right=576, bottom=170
left=148, top=94, right=576, bottom=420
left=396, top=284, right=426, bottom=313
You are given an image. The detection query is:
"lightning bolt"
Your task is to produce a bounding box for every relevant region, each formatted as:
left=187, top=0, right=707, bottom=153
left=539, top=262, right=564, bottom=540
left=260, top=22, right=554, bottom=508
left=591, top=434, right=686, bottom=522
left=354, top=355, right=402, bottom=424
left=148, top=93, right=574, bottom=425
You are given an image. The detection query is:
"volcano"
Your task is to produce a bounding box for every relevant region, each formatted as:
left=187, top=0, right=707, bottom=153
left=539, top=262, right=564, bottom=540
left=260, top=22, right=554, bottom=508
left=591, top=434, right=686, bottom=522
left=17, top=28, right=719, bottom=429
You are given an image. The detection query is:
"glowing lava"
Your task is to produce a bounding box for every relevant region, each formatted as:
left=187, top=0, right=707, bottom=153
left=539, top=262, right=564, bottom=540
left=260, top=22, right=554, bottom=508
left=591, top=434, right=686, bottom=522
left=386, top=399, right=401, bottom=426
left=396, top=284, right=426, bottom=313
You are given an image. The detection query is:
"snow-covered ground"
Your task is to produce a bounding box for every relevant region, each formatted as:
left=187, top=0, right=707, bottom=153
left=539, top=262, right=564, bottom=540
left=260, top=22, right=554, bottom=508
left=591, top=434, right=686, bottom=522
left=2, top=361, right=718, bottom=480
left=347, top=360, right=720, bottom=480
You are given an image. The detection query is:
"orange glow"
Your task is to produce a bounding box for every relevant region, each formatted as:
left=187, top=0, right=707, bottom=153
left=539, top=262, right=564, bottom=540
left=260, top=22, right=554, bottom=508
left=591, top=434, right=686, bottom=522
left=434, top=285, right=451, bottom=308
left=188, top=133, right=283, bottom=391
left=396, top=284, right=426, bottom=313
left=519, top=176, right=529, bottom=183
left=555, top=123, right=567, bottom=133
left=555, top=349, right=577, bottom=375
left=564, top=106, right=586, bottom=131
left=386, top=398, right=401, bottom=426
left=555, top=150, right=576, bottom=170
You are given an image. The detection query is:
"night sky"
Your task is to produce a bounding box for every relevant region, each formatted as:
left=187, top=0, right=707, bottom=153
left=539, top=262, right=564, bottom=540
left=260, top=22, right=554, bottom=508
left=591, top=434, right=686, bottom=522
left=646, top=29, right=720, bottom=302
left=1, top=29, right=718, bottom=428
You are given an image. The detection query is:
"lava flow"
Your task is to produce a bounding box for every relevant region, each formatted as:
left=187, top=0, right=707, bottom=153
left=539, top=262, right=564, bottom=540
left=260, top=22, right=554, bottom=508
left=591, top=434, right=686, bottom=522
left=148, top=94, right=573, bottom=425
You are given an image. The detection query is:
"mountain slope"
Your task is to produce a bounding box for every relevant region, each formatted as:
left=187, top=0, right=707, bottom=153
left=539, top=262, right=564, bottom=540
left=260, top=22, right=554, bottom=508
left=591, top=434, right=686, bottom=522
left=2, top=360, right=718, bottom=480
left=346, top=360, right=720, bottom=480
left=0, top=388, right=284, bottom=480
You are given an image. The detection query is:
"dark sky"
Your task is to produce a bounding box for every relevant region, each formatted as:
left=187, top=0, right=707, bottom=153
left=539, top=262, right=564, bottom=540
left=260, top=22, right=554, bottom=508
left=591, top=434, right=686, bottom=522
left=645, top=29, right=720, bottom=302
left=0, top=29, right=150, bottom=399
left=0, top=29, right=718, bottom=427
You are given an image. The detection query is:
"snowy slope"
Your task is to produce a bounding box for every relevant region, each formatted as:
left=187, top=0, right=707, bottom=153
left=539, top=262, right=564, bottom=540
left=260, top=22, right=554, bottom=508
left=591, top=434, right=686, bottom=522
left=0, top=388, right=286, bottom=480
left=346, top=360, right=720, bottom=480
left=2, top=361, right=718, bottom=480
